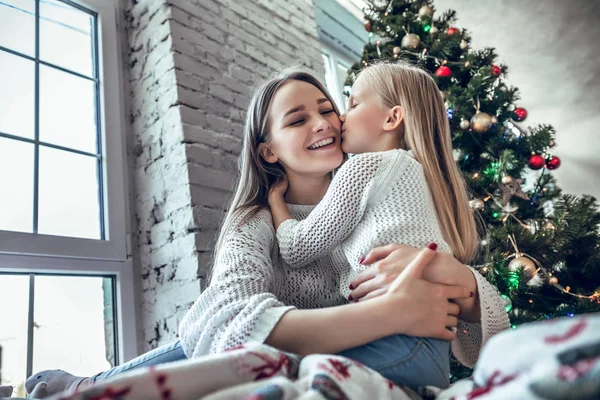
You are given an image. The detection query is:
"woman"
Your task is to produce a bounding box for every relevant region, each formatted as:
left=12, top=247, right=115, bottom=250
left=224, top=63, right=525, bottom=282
left=27, top=69, right=508, bottom=396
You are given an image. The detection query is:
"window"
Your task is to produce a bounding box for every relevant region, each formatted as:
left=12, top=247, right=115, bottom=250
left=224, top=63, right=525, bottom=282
left=0, top=273, right=116, bottom=396
left=322, top=47, right=354, bottom=112
left=0, top=0, right=137, bottom=387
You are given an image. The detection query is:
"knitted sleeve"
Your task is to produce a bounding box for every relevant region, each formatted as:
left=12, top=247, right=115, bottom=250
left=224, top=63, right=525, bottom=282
left=451, top=266, right=511, bottom=367
left=178, top=209, right=294, bottom=358
left=276, top=151, right=406, bottom=268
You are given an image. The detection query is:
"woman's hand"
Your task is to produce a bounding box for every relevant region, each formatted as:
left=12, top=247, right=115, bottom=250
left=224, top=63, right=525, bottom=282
left=350, top=243, right=481, bottom=322
left=373, top=246, right=472, bottom=341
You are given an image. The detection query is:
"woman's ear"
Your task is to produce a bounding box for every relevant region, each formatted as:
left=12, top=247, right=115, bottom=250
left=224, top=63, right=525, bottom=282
left=383, top=105, right=404, bottom=132
left=259, top=143, right=279, bottom=164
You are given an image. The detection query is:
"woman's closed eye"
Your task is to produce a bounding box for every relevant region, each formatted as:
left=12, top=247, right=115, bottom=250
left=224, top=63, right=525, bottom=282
left=320, top=109, right=335, bottom=115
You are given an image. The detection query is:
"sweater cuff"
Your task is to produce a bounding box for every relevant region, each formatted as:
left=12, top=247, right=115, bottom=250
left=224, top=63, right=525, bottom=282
left=246, top=306, right=296, bottom=345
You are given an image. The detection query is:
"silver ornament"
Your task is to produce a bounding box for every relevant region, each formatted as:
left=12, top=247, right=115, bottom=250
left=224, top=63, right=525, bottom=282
left=501, top=175, right=513, bottom=184
left=460, top=40, right=468, bottom=50
left=508, top=255, right=537, bottom=281
left=401, top=33, right=421, bottom=49
left=469, top=199, right=485, bottom=210
left=470, top=112, right=492, bottom=133
left=393, top=46, right=401, bottom=55
left=460, top=119, right=470, bottom=130
left=418, top=5, right=434, bottom=18
left=429, top=26, right=439, bottom=35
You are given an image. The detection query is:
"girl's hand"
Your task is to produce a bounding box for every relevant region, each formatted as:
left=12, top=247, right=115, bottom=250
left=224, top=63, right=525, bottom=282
left=350, top=243, right=480, bottom=322
left=373, top=246, right=471, bottom=341
left=268, top=177, right=288, bottom=204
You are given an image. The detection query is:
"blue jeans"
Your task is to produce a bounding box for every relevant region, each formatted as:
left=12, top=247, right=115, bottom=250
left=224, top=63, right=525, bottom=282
left=91, top=336, right=449, bottom=389
left=338, top=335, right=450, bottom=389
left=89, top=340, right=186, bottom=383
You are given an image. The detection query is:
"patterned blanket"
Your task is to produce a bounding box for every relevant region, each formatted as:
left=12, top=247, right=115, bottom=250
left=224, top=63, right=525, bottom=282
left=8, top=313, right=599, bottom=400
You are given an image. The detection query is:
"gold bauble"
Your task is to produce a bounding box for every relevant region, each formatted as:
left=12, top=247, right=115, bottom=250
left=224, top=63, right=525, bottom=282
left=549, top=276, right=559, bottom=285
left=470, top=112, right=493, bottom=133
left=460, top=40, right=468, bottom=50
left=491, top=116, right=499, bottom=124
left=401, top=33, right=421, bottom=49
left=418, top=5, right=434, bottom=18
left=429, top=26, right=439, bottom=35
left=460, top=119, right=470, bottom=130
left=508, top=255, right=537, bottom=281
left=393, top=46, right=402, bottom=55
left=501, top=175, right=513, bottom=184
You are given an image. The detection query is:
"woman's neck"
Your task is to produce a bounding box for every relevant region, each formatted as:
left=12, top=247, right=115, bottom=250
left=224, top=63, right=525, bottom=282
left=284, top=171, right=332, bottom=205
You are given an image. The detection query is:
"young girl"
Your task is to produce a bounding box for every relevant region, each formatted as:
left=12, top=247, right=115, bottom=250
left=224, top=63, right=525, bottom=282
left=267, top=62, right=480, bottom=388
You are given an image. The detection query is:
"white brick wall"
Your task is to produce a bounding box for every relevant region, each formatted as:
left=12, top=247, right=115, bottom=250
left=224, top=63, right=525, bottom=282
left=123, top=0, right=324, bottom=350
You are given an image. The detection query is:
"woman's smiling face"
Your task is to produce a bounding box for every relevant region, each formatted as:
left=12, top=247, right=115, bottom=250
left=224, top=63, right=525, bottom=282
left=264, top=80, right=344, bottom=178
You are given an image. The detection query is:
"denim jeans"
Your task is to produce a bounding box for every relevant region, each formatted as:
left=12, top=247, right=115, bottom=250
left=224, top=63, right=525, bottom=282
left=338, top=334, right=450, bottom=389
left=88, top=340, right=186, bottom=383
left=91, top=335, right=449, bottom=389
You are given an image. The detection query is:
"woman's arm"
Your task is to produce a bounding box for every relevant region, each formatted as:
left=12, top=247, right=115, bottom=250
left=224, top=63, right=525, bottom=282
left=276, top=152, right=406, bottom=268
left=267, top=247, right=471, bottom=356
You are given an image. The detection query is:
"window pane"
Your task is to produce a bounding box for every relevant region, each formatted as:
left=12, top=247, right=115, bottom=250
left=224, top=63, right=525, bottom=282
left=0, top=51, right=35, bottom=139
left=32, top=276, right=114, bottom=376
left=337, top=62, right=350, bottom=106
left=0, top=137, right=34, bottom=233
left=38, top=147, right=101, bottom=239
left=39, top=65, right=97, bottom=153
left=0, top=0, right=35, bottom=57
left=40, top=0, right=94, bottom=77
left=0, top=274, right=30, bottom=396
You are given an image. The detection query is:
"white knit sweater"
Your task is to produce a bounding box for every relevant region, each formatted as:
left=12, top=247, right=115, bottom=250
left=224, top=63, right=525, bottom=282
left=178, top=204, right=510, bottom=368
left=277, top=149, right=454, bottom=277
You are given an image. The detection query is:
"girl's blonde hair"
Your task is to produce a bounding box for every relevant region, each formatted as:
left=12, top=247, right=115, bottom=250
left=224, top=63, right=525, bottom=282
left=213, top=68, right=340, bottom=263
left=359, top=61, right=479, bottom=263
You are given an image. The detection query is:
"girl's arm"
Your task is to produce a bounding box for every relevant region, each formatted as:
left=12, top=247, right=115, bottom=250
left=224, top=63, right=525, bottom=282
left=267, top=246, right=471, bottom=356
left=268, top=179, right=293, bottom=229
left=277, top=151, right=407, bottom=268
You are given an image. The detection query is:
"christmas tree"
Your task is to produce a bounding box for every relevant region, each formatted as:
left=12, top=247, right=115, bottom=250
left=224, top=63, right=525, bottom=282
left=347, top=0, right=600, bottom=380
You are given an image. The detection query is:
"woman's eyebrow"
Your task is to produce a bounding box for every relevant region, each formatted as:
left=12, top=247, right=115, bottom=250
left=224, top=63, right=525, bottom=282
left=283, top=105, right=305, bottom=119
left=317, top=97, right=330, bottom=105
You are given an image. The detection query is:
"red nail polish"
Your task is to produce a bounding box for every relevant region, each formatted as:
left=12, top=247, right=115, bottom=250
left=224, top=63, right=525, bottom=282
left=427, top=243, right=438, bottom=251
left=348, top=294, right=353, bottom=301
left=354, top=298, right=359, bottom=303
left=359, top=256, right=365, bottom=264
left=349, top=284, right=354, bottom=290
left=470, top=291, right=474, bottom=297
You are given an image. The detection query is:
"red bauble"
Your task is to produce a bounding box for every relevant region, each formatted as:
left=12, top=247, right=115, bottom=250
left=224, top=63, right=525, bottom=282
left=491, top=65, right=502, bottom=76
left=364, top=20, right=371, bottom=32
left=546, top=155, right=561, bottom=170
left=446, top=27, right=459, bottom=35
left=528, top=154, right=546, bottom=170
left=513, top=107, right=528, bottom=121
left=435, top=66, right=452, bottom=78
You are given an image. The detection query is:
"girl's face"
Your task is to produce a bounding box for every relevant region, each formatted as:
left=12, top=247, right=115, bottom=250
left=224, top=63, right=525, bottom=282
left=340, top=75, right=391, bottom=154
left=263, top=80, right=344, bottom=178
